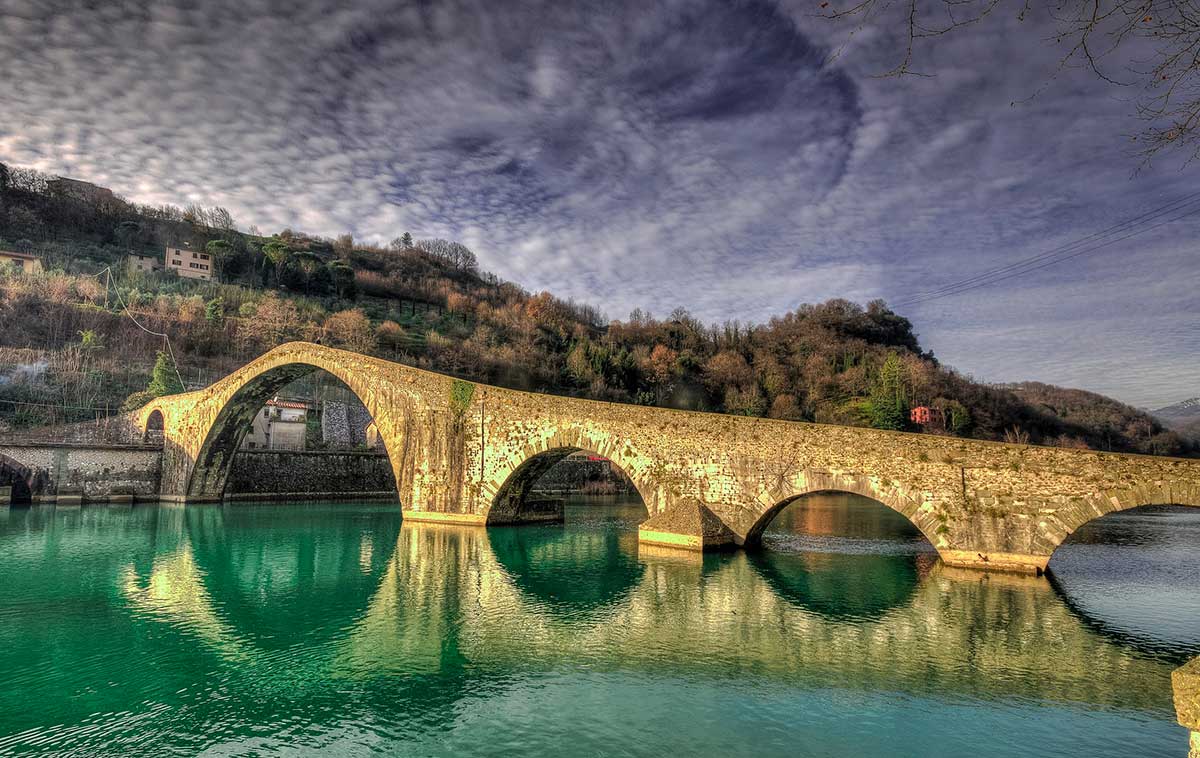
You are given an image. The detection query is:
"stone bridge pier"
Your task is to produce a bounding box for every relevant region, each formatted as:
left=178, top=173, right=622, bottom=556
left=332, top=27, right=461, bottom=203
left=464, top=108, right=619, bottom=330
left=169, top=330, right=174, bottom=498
left=1177, top=657, right=1200, bottom=758
left=134, top=343, right=1200, bottom=574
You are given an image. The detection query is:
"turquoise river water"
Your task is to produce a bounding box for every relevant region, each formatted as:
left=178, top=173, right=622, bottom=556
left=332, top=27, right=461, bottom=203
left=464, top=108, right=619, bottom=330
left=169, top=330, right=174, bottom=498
left=0, top=494, right=1198, bottom=757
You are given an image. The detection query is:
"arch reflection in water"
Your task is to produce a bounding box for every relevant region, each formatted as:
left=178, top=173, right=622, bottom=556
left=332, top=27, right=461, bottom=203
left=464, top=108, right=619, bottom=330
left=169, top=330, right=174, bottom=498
left=0, top=500, right=1194, bottom=757
left=1048, top=504, right=1200, bottom=662
left=486, top=495, right=646, bottom=619
left=179, top=502, right=402, bottom=647
left=747, top=550, right=936, bottom=622
left=748, top=492, right=936, bottom=621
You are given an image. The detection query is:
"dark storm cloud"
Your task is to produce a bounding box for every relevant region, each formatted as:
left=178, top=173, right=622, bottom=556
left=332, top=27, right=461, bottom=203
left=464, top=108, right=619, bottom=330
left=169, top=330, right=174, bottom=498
left=0, top=0, right=1196, bottom=406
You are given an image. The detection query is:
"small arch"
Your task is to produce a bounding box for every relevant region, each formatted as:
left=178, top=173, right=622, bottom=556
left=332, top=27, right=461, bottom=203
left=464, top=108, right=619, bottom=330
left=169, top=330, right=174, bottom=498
left=0, top=452, right=34, bottom=506
left=744, top=491, right=936, bottom=620
left=485, top=434, right=650, bottom=525
left=743, top=477, right=939, bottom=550
left=486, top=441, right=648, bottom=613
left=1042, top=490, right=1200, bottom=560
left=143, top=409, right=165, bottom=444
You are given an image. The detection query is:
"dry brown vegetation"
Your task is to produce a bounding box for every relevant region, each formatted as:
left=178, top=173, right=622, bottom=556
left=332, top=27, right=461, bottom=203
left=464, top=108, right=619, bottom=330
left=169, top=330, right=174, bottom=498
left=0, top=161, right=1193, bottom=456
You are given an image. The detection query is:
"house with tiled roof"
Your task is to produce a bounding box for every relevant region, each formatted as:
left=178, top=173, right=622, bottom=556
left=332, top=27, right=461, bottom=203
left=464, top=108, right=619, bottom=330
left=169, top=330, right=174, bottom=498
left=0, top=250, right=43, bottom=274
left=241, top=397, right=311, bottom=451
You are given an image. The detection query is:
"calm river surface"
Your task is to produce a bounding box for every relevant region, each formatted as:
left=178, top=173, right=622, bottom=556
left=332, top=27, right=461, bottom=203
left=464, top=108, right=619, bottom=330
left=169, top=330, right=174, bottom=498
left=0, top=494, right=1197, bottom=757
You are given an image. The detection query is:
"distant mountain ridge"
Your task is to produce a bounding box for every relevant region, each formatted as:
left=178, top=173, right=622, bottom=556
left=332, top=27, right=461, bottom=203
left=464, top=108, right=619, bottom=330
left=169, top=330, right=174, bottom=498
left=1154, top=397, right=1200, bottom=431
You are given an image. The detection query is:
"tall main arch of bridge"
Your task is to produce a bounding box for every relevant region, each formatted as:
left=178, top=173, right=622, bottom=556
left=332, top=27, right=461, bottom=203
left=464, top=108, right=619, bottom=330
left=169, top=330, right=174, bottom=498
left=134, top=342, right=1200, bottom=574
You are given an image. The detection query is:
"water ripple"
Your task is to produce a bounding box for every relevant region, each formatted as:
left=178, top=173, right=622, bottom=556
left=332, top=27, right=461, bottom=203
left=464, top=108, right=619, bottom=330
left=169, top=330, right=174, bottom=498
left=0, top=497, right=1193, bottom=756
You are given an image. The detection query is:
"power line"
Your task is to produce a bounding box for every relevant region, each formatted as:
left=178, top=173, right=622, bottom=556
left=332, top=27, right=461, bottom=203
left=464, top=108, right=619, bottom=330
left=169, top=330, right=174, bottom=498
left=892, top=192, right=1200, bottom=308
left=898, top=201, right=1200, bottom=307
left=95, top=266, right=187, bottom=389
left=899, top=191, right=1200, bottom=301
left=0, top=398, right=117, bottom=412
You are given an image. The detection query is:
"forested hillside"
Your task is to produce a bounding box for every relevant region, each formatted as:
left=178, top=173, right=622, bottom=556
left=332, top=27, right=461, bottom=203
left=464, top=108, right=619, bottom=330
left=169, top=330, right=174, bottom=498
left=0, top=162, right=1193, bottom=457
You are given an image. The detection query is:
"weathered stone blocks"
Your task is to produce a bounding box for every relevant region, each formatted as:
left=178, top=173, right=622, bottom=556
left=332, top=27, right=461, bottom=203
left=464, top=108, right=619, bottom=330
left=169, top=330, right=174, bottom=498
left=226, top=449, right=396, bottom=500
left=0, top=442, right=162, bottom=503
left=638, top=500, right=738, bottom=551
left=131, top=342, right=1200, bottom=573
left=1176, top=656, right=1200, bottom=741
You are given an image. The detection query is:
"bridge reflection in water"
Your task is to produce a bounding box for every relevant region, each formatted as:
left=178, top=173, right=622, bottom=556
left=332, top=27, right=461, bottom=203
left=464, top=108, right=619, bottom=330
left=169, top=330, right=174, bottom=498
left=0, top=497, right=1193, bottom=756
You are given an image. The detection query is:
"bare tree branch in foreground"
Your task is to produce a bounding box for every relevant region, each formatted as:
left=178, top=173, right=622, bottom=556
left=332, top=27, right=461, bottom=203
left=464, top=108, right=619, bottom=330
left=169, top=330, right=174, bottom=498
left=818, top=0, right=1200, bottom=165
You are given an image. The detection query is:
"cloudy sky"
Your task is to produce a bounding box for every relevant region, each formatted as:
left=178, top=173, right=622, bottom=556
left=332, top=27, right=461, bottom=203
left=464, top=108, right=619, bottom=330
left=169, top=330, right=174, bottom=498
left=1, top=0, right=1196, bottom=408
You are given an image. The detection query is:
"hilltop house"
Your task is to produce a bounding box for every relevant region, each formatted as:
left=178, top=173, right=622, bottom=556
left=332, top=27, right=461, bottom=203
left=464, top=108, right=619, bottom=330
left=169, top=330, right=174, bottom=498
left=164, top=245, right=213, bottom=281
left=0, top=250, right=43, bottom=274
left=241, top=398, right=311, bottom=451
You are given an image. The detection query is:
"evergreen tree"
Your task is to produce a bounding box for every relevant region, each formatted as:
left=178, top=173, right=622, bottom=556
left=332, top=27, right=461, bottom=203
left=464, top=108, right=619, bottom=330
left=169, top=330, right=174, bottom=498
left=260, top=240, right=291, bottom=287
left=328, top=260, right=357, bottom=299
left=868, top=352, right=909, bottom=430
left=147, top=350, right=184, bottom=396
left=205, top=297, right=224, bottom=326
left=205, top=240, right=233, bottom=281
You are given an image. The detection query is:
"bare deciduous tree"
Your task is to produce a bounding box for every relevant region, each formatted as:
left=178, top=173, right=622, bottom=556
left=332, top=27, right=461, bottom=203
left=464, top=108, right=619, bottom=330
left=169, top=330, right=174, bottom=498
left=415, top=238, right=479, bottom=272
left=820, top=0, right=1200, bottom=163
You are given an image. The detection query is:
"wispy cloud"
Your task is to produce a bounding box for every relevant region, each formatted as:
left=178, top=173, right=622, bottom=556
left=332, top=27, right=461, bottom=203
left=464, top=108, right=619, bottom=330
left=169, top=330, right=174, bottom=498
left=0, top=0, right=1196, bottom=407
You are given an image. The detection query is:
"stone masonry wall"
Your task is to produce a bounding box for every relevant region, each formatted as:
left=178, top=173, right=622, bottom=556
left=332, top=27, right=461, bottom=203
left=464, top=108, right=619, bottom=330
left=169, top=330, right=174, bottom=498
left=529, top=455, right=636, bottom=495
left=1175, top=656, right=1200, bottom=757
left=226, top=449, right=396, bottom=499
left=0, top=442, right=161, bottom=503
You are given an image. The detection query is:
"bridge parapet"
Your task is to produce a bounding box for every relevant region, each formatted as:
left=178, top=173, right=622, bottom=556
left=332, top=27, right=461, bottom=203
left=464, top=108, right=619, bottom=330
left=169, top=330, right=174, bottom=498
left=130, top=342, right=1200, bottom=573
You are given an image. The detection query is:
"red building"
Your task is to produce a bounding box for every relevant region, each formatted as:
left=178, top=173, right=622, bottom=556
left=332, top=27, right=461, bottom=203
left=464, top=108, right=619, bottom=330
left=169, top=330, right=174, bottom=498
left=910, top=405, right=945, bottom=428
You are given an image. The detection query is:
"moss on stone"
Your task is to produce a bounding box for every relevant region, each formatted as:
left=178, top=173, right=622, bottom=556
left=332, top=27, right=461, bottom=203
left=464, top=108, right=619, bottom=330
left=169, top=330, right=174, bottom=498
left=449, top=379, right=475, bottom=420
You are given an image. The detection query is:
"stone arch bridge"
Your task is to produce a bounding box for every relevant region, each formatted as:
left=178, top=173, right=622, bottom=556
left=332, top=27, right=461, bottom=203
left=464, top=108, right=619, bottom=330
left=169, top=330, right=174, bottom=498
left=133, top=342, right=1200, bottom=574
